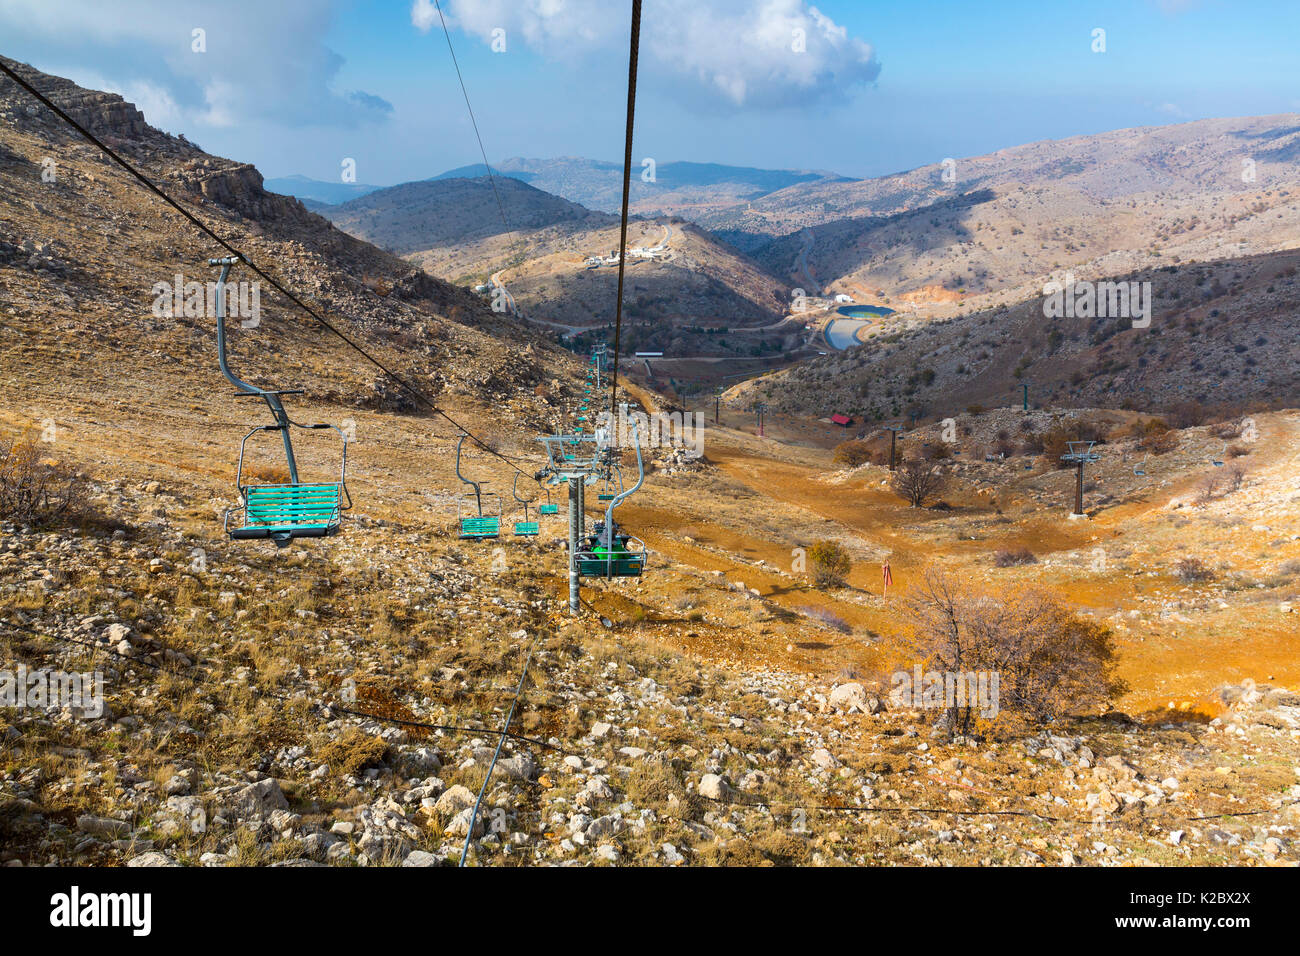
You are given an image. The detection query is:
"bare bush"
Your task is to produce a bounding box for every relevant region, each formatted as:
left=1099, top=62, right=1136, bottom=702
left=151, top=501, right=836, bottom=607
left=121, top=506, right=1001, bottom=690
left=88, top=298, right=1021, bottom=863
left=1174, top=556, right=1215, bottom=583
left=924, top=441, right=955, bottom=461
left=1168, top=400, right=1206, bottom=429
left=0, top=433, right=89, bottom=528
left=891, top=458, right=946, bottom=507
left=1195, top=465, right=1245, bottom=505
left=1040, top=419, right=1107, bottom=468
left=993, top=547, right=1037, bottom=567
left=1140, top=430, right=1180, bottom=455
left=902, top=569, right=1127, bottom=734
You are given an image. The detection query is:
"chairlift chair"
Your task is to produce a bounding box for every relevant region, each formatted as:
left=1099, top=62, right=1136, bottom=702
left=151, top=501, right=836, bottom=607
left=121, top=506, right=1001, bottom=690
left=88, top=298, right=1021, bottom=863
left=455, top=433, right=501, bottom=539
left=574, top=419, right=647, bottom=578
left=210, top=258, right=351, bottom=547
left=1211, top=443, right=1225, bottom=467
left=539, top=485, right=559, bottom=516
left=1133, top=455, right=1148, bottom=477
left=597, top=463, right=624, bottom=501
left=511, top=473, right=540, bottom=537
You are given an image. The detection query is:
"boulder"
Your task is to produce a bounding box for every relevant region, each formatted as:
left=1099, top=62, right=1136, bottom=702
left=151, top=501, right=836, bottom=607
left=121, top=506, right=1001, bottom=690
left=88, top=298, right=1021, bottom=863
left=698, top=774, right=730, bottom=801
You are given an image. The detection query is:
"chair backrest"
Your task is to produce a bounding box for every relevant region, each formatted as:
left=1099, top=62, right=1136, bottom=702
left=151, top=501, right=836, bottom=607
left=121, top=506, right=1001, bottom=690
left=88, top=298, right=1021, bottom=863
left=539, top=504, right=559, bottom=515
left=245, top=484, right=341, bottom=526
left=513, top=521, right=539, bottom=536
left=461, top=516, right=500, bottom=536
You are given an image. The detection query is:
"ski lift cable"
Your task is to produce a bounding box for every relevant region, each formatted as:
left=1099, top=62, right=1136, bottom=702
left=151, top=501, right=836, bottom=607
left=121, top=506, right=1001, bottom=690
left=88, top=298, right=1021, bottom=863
left=459, top=628, right=545, bottom=867
left=431, top=0, right=511, bottom=234
left=0, top=58, right=537, bottom=485
left=607, top=0, right=642, bottom=423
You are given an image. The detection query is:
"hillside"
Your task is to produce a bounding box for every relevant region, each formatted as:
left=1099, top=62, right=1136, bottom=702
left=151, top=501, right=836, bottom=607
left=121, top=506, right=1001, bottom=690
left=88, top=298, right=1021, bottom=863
left=313, top=175, right=795, bottom=336
left=737, top=249, right=1300, bottom=420
left=410, top=216, right=793, bottom=335
left=731, top=115, right=1300, bottom=310
left=319, top=176, right=606, bottom=254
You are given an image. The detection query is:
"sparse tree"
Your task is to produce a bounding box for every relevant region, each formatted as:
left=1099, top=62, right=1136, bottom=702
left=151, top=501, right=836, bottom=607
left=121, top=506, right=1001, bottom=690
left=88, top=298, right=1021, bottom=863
left=891, top=457, right=945, bottom=507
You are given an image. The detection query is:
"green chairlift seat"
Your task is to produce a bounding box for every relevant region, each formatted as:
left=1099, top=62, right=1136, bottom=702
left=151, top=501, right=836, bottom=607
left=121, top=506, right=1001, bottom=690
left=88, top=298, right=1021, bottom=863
left=575, top=524, right=646, bottom=578
left=211, top=257, right=353, bottom=548
left=460, top=514, right=500, bottom=539
left=509, top=473, right=542, bottom=538
left=454, top=434, right=501, bottom=540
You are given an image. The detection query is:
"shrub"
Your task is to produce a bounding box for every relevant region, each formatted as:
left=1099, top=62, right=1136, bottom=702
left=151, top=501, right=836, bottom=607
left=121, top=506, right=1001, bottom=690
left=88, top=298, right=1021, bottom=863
left=316, top=728, right=389, bottom=776
left=925, top=441, right=955, bottom=461
left=1168, top=400, right=1206, bottom=429
left=808, top=540, right=852, bottom=589
left=1174, top=557, right=1215, bottom=583
left=1040, top=418, right=1107, bottom=468
left=993, top=547, right=1037, bottom=567
left=1195, top=465, right=1245, bottom=504
left=1140, top=430, right=1180, bottom=455
left=0, top=433, right=89, bottom=528
left=832, top=439, right=879, bottom=468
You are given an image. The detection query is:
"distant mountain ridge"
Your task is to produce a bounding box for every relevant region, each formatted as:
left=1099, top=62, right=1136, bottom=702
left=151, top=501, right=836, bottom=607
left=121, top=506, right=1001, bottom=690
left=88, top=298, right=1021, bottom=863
left=269, top=157, right=853, bottom=218
left=316, top=175, right=606, bottom=254
left=263, top=173, right=384, bottom=205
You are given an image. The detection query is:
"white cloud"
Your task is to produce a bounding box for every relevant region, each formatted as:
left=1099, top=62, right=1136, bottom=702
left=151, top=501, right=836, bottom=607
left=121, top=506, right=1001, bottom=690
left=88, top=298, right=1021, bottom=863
left=411, top=0, right=439, bottom=33
left=0, top=0, right=392, bottom=132
left=429, top=0, right=880, bottom=109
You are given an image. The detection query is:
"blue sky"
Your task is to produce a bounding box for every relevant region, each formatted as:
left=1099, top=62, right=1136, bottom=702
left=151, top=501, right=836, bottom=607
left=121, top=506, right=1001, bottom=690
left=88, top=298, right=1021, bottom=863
left=2, top=0, right=1297, bottom=185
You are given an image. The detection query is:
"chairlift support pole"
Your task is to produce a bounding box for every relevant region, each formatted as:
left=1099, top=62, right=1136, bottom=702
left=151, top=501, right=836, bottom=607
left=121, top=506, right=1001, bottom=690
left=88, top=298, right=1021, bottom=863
left=212, top=257, right=299, bottom=483
left=885, top=423, right=905, bottom=471
left=1061, top=441, right=1101, bottom=517
left=568, top=478, right=582, bottom=614
left=1020, top=382, right=1030, bottom=412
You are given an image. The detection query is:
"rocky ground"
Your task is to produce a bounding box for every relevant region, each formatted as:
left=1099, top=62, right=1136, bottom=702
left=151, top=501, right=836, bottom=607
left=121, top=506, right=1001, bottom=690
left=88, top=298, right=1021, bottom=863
left=2, top=477, right=1299, bottom=867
